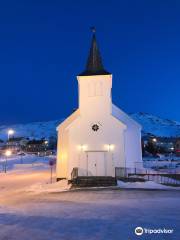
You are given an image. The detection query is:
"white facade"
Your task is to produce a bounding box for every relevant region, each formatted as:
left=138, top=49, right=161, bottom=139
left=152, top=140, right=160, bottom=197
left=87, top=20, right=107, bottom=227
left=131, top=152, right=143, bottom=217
left=56, top=74, right=142, bottom=180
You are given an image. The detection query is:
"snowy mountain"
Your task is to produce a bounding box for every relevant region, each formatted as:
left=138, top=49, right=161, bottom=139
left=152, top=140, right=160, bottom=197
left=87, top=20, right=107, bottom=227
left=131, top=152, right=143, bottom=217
left=131, top=112, right=180, bottom=137
left=0, top=113, right=179, bottom=140
left=0, top=120, right=61, bottom=141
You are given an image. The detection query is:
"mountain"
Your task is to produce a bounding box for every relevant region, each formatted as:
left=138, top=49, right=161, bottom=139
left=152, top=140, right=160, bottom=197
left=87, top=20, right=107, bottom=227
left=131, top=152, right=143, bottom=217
left=0, top=120, right=61, bottom=141
left=0, top=113, right=179, bottom=141
left=131, top=112, right=180, bottom=137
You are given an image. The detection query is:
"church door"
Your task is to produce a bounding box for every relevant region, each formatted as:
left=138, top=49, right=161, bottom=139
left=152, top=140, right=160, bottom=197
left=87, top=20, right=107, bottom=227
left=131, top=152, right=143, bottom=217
left=87, top=152, right=106, bottom=176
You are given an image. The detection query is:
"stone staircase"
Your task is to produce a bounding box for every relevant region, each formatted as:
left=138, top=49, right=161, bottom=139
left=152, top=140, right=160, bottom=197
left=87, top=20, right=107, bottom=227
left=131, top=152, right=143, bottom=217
left=70, top=176, right=117, bottom=188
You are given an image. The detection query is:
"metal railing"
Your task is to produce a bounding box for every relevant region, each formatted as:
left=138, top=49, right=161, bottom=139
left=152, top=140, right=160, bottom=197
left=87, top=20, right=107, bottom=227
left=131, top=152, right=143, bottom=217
left=115, top=167, right=180, bottom=186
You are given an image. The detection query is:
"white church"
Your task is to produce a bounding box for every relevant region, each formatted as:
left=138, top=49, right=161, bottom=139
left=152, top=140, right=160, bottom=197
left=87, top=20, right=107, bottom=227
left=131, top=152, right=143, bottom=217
left=56, top=32, right=142, bottom=182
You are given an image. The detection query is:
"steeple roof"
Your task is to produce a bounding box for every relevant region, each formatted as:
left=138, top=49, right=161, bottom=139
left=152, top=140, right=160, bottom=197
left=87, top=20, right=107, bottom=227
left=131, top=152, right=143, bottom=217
left=79, top=31, right=111, bottom=76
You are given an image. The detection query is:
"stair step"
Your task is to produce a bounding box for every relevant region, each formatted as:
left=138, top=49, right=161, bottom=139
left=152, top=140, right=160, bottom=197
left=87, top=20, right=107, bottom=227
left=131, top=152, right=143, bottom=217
left=71, top=176, right=117, bottom=187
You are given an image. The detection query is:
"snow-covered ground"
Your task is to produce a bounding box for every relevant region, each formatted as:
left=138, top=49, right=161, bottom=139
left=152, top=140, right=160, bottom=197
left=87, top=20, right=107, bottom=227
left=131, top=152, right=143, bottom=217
left=0, top=155, right=180, bottom=239
left=0, top=154, right=52, bottom=172
left=143, top=157, right=180, bottom=171
left=117, top=180, right=180, bottom=190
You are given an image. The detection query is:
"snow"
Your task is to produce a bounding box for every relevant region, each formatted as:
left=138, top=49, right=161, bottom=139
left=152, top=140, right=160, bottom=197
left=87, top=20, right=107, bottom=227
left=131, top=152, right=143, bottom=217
left=0, top=186, right=180, bottom=239
left=131, top=112, right=180, bottom=137
left=27, top=180, right=71, bottom=193
left=0, top=119, right=62, bottom=140
left=117, top=180, right=180, bottom=190
left=0, top=155, right=180, bottom=239
left=0, top=154, right=51, bottom=171
left=0, top=112, right=179, bottom=140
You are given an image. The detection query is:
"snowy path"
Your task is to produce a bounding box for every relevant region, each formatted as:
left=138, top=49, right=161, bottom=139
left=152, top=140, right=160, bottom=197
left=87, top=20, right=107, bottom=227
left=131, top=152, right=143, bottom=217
left=0, top=189, right=180, bottom=239
left=0, top=162, right=180, bottom=240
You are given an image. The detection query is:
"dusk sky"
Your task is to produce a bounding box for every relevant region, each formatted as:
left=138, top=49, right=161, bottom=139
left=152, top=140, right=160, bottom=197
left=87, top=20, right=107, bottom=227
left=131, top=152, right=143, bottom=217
left=0, top=0, right=180, bottom=124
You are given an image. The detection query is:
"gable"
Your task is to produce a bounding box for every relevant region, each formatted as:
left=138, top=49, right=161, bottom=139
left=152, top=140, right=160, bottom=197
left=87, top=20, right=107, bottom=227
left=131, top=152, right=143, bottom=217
left=56, top=109, right=80, bottom=131
left=112, top=104, right=142, bottom=130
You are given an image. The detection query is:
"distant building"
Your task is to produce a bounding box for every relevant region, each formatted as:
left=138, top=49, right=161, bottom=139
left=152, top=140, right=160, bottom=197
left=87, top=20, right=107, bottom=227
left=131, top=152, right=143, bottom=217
left=7, top=137, right=29, bottom=152
left=175, top=139, right=180, bottom=156
left=25, top=139, right=48, bottom=153
left=155, top=137, right=175, bottom=153
left=143, top=136, right=177, bottom=154
left=0, top=139, right=6, bottom=155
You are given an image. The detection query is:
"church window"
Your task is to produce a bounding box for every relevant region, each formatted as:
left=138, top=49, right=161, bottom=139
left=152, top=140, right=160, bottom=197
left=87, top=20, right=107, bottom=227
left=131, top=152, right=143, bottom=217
left=92, top=124, right=99, bottom=131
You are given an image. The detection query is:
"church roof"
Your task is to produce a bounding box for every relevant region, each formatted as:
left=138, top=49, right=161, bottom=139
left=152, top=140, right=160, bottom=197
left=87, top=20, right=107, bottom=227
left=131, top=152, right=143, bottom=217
left=78, top=32, right=111, bottom=76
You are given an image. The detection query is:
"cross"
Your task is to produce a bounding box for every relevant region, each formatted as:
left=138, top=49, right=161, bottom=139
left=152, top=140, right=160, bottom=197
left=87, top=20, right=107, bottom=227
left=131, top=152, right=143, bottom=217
left=90, top=26, right=96, bottom=33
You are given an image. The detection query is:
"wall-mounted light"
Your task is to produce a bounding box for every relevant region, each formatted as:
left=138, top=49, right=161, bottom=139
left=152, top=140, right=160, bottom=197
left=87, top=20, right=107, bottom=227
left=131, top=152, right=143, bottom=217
left=105, top=144, right=114, bottom=152
left=78, top=144, right=87, bottom=151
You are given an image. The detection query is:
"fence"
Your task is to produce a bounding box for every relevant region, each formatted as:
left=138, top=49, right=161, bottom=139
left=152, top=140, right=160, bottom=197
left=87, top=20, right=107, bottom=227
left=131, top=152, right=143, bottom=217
left=115, top=167, right=180, bottom=186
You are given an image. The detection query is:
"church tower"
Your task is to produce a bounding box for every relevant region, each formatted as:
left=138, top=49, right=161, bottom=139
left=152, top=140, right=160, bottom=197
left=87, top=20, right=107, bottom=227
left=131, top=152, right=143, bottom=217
left=77, top=32, right=112, bottom=117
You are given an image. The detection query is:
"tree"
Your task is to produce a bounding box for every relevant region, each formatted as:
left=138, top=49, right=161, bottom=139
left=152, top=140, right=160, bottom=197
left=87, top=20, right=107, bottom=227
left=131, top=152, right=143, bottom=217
left=145, top=140, right=157, bottom=155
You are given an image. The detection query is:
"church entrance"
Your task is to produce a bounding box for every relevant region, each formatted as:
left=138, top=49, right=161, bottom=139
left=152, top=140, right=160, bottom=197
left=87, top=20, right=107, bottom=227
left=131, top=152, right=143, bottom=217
left=86, top=151, right=107, bottom=176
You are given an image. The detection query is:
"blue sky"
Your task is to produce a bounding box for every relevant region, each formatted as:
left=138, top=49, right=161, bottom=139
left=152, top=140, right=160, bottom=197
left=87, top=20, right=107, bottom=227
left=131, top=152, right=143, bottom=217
left=0, top=0, right=179, bottom=124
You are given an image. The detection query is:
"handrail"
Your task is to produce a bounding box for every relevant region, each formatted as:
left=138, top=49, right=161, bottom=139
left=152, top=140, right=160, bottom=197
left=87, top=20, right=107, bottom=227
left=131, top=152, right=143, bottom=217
left=71, top=167, right=78, bottom=179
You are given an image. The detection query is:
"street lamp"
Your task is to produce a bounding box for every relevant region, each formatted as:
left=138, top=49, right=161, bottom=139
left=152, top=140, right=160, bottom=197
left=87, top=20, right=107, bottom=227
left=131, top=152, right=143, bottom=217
left=4, top=150, right=12, bottom=173
left=7, top=129, right=14, bottom=140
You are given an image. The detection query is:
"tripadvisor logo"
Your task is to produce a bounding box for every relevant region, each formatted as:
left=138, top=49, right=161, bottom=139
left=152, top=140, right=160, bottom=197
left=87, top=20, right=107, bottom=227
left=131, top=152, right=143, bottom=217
left=135, top=227, right=143, bottom=236
left=135, top=226, right=174, bottom=236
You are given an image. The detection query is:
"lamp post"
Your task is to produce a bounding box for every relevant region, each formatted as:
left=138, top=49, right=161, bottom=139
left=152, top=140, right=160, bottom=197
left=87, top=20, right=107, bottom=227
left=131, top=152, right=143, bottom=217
left=49, top=159, right=55, bottom=183
left=4, top=150, right=12, bottom=173
left=7, top=129, right=14, bottom=141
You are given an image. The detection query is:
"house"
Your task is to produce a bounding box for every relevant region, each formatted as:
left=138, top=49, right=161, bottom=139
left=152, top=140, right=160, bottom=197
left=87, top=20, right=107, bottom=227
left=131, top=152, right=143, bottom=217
left=143, top=136, right=176, bottom=154
left=56, top=32, right=142, bottom=181
left=24, top=139, right=48, bottom=153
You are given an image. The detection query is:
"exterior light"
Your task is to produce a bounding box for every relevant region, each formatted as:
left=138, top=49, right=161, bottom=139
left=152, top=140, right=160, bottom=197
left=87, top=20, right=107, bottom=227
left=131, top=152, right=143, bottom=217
left=7, top=129, right=15, bottom=140
left=109, top=144, right=115, bottom=151
left=105, top=144, right=115, bottom=152
left=152, top=138, right=157, bottom=143
left=4, top=150, right=12, bottom=173
left=5, top=150, right=12, bottom=157
left=78, top=144, right=87, bottom=151
left=44, top=140, right=48, bottom=145
left=8, top=129, right=14, bottom=135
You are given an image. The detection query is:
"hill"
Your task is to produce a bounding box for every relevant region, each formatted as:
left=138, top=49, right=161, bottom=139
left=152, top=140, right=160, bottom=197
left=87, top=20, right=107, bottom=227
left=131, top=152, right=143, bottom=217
left=0, top=113, right=179, bottom=140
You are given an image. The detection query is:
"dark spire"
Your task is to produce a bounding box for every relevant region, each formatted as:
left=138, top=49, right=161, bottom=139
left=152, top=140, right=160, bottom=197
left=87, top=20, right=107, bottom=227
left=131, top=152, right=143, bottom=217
left=79, top=28, right=111, bottom=76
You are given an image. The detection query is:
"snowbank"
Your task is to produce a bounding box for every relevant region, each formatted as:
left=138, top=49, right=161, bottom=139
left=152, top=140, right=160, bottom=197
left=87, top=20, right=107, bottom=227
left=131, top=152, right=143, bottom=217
left=27, top=180, right=71, bottom=193
left=117, top=180, right=180, bottom=190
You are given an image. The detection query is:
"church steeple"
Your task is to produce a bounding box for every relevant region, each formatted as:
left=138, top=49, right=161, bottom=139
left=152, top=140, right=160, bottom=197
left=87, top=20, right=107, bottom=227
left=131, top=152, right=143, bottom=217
left=79, top=28, right=111, bottom=76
